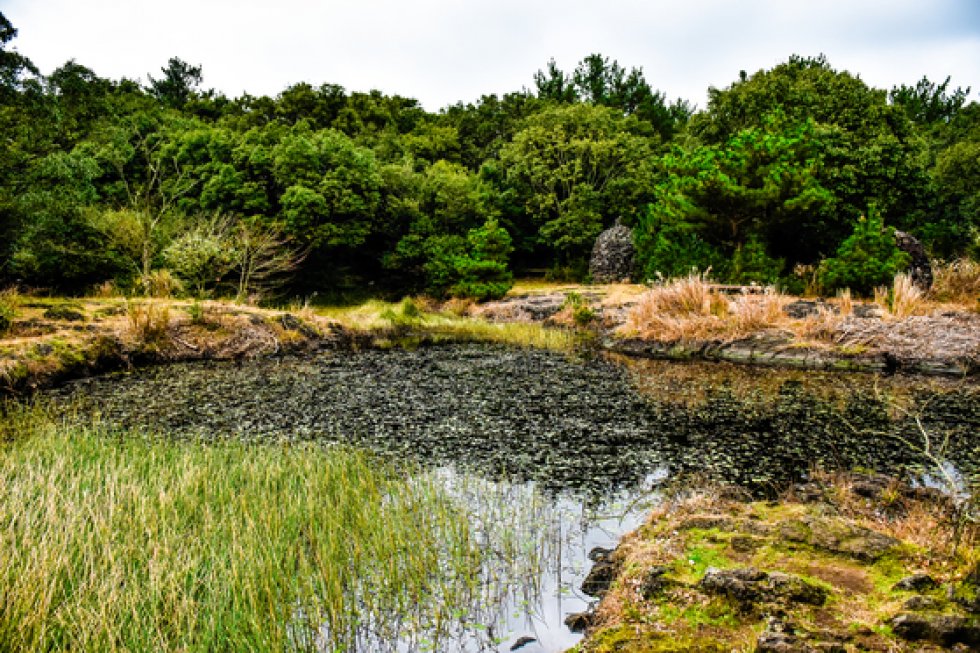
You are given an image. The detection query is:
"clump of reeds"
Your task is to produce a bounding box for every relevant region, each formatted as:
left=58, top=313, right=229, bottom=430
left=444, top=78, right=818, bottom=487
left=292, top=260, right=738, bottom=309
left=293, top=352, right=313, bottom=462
left=930, top=259, right=980, bottom=309
left=874, top=273, right=926, bottom=319
left=0, top=406, right=483, bottom=652
left=125, top=299, right=171, bottom=346
left=624, top=274, right=796, bottom=341
left=0, top=287, right=19, bottom=335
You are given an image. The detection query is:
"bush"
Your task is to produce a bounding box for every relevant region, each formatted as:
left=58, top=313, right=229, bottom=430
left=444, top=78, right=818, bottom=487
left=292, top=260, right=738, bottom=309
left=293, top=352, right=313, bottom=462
left=0, top=289, right=17, bottom=335
left=728, top=236, right=784, bottom=285
left=634, top=214, right=727, bottom=282
left=817, top=212, right=910, bottom=296
left=424, top=220, right=514, bottom=302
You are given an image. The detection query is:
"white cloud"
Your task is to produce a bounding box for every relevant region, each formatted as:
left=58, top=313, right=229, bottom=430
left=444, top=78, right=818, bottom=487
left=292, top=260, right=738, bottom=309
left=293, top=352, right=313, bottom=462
left=5, top=0, right=978, bottom=110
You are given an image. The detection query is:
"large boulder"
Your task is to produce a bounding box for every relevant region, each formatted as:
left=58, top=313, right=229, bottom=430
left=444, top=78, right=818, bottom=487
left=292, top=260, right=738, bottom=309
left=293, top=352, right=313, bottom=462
left=894, top=230, right=933, bottom=291
left=589, top=220, right=636, bottom=283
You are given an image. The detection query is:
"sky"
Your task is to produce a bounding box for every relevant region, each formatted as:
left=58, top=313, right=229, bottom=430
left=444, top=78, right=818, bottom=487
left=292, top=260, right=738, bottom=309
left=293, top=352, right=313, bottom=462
left=4, top=0, right=980, bottom=111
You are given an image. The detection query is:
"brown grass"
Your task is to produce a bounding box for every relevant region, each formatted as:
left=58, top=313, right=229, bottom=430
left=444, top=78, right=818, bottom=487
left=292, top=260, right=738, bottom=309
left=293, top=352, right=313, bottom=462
left=930, top=258, right=980, bottom=309
left=622, top=274, right=795, bottom=341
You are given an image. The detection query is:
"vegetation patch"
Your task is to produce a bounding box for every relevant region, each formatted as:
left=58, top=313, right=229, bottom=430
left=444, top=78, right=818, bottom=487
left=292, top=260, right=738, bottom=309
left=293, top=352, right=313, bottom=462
left=577, top=477, right=979, bottom=652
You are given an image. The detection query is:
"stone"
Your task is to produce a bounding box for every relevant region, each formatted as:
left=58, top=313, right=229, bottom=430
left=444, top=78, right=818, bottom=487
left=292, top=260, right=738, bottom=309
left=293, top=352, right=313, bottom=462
left=756, top=618, right=818, bottom=653
left=894, top=230, right=933, bottom=291
left=891, top=613, right=980, bottom=647
left=852, top=304, right=885, bottom=319
left=678, top=515, right=735, bottom=531
left=510, top=635, right=537, bottom=650
left=902, top=595, right=940, bottom=611
left=588, top=546, right=614, bottom=562
left=699, top=567, right=827, bottom=608
left=581, top=559, right=618, bottom=597
left=777, top=517, right=900, bottom=562
left=783, top=300, right=831, bottom=319
left=564, top=611, right=593, bottom=633
left=893, top=573, right=939, bottom=592
left=589, top=220, right=635, bottom=283
left=640, top=565, right=670, bottom=599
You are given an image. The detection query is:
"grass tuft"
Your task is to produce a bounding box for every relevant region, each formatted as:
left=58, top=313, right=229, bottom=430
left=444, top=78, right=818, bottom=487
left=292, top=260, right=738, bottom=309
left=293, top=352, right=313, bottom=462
left=0, top=404, right=482, bottom=652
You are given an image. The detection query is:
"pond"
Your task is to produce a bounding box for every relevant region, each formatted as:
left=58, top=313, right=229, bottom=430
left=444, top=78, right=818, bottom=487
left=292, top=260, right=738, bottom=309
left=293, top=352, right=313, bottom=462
left=49, top=344, right=979, bottom=651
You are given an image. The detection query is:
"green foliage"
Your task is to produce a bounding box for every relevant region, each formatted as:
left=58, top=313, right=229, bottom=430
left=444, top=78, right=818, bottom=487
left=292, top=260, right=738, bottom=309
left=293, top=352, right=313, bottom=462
left=0, top=289, right=16, bottom=334
left=161, top=216, right=237, bottom=297
left=500, top=103, right=656, bottom=264
left=563, top=292, right=596, bottom=325
left=422, top=219, right=513, bottom=301
left=818, top=212, right=910, bottom=296
left=729, top=236, right=784, bottom=285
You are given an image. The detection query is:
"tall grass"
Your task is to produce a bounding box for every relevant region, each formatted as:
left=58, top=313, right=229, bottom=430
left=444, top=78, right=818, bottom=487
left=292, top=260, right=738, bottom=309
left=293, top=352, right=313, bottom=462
left=319, top=298, right=578, bottom=351
left=0, top=406, right=482, bottom=652
left=930, top=258, right=980, bottom=309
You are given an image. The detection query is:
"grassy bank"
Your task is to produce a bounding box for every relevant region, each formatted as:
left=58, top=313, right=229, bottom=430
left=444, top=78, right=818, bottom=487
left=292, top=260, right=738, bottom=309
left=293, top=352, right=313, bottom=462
left=0, top=405, right=481, bottom=652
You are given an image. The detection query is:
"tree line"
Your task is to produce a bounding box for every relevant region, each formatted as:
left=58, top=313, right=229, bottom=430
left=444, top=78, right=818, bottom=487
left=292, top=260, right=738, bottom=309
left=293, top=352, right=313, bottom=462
left=1, top=12, right=976, bottom=301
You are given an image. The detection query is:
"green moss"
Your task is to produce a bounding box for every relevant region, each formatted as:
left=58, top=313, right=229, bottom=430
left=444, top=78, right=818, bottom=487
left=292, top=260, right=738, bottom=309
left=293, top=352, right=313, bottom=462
left=585, top=625, right=732, bottom=653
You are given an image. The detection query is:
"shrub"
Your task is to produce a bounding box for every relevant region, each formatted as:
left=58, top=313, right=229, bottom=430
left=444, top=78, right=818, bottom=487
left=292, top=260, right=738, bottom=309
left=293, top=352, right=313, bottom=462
left=425, top=220, right=514, bottom=302
left=0, top=289, right=18, bottom=335
left=141, top=269, right=184, bottom=299
left=817, top=212, right=910, bottom=296
left=728, top=236, right=784, bottom=285
left=125, top=300, right=171, bottom=347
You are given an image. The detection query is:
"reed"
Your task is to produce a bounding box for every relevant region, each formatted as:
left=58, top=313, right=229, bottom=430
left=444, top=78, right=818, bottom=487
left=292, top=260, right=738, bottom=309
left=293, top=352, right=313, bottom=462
left=0, top=405, right=483, bottom=652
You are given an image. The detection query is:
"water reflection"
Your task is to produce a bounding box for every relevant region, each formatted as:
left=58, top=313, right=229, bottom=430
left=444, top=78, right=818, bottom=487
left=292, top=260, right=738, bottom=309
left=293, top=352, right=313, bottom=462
left=345, top=468, right=666, bottom=653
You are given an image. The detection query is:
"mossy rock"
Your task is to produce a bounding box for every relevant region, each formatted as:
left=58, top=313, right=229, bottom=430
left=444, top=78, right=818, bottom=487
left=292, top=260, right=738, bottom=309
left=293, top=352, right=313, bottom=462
left=43, top=306, right=86, bottom=322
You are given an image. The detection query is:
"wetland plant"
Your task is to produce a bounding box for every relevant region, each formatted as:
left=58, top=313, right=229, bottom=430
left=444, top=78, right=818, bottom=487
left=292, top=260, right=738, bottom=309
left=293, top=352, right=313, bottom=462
left=0, top=406, right=496, bottom=652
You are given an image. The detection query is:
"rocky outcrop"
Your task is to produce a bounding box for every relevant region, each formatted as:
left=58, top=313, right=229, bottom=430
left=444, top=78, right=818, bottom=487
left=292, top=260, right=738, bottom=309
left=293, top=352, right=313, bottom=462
left=589, top=221, right=635, bottom=283
left=894, top=230, right=933, bottom=291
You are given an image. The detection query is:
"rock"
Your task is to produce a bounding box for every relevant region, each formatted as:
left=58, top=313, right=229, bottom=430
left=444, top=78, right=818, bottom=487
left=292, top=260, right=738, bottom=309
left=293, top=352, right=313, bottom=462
left=640, top=565, right=670, bottom=599
left=894, top=230, right=933, bottom=291
left=678, top=515, right=736, bottom=531
left=891, top=613, right=980, bottom=647
left=902, top=595, right=940, bottom=611
left=954, top=562, right=980, bottom=613
left=589, top=220, right=635, bottom=283
left=756, top=618, right=818, bottom=653
left=852, top=304, right=885, bottom=319
left=778, top=517, right=900, bottom=562
left=731, top=535, right=765, bottom=553
left=564, top=610, right=593, bottom=633
left=893, top=573, right=939, bottom=592
left=582, top=559, right=618, bottom=597
left=279, top=313, right=320, bottom=339
left=588, top=546, right=614, bottom=562
left=43, top=306, right=85, bottom=321
left=783, top=300, right=832, bottom=319
left=700, top=567, right=828, bottom=608
left=510, top=635, right=537, bottom=650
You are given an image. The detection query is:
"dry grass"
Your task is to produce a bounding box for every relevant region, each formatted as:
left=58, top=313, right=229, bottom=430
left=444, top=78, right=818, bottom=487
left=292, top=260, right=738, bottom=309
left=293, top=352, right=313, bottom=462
left=125, top=300, right=171, bottom=346
left=622, top=274, right=792, bottom=341
left=930, top=258, right=980, bottom=309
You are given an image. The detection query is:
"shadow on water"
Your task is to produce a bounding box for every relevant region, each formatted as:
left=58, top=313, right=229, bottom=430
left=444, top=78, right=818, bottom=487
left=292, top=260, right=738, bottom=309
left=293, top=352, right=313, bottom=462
left=48, top=344, right=979, bottom=651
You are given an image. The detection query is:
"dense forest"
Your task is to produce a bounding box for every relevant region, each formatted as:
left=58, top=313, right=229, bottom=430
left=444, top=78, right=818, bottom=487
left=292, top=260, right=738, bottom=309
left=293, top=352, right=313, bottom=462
left=1, top=12, right=977, bottom=302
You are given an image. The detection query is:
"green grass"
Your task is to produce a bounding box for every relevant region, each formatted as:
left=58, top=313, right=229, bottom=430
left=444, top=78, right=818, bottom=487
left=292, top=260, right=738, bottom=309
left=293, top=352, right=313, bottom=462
left=317, top=297, right=580, bottom=351
left=0, top=405, right=482, bottom=652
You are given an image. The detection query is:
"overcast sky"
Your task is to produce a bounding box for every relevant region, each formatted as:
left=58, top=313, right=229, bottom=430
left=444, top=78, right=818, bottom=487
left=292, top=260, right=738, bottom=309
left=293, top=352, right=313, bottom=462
left=4, top=0, right=979, bottom=111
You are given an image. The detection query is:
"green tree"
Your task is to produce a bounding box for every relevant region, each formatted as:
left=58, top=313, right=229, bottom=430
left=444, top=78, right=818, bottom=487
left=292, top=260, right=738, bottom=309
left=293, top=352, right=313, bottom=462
left=147, top=57, right=202, bottom=109
left=817, top=211, right=909, bottom=295
left=500, top=104, right=656, bottom=268
left=634, top=113, right=834, bottom=281
left=272, top=127, right=382, bottom=250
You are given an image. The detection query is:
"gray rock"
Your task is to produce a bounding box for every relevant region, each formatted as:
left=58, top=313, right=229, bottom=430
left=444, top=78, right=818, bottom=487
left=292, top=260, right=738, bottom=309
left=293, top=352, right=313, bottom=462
left=893, top=573, right=939, bottom=592
left=589, top=220, right=635, bottom=283
left=699, top=567, right=828, bottom=607
left=581, top=559, right=618, bottom=597
left=902, top=595, right=940, bottom=611
left=891, top=613, right=980, bottom=646
left=564, top=610, right=593, bottom=633
left=640, top=565, right=670, bottom=599
left=894, top=230, right=933, bottom=291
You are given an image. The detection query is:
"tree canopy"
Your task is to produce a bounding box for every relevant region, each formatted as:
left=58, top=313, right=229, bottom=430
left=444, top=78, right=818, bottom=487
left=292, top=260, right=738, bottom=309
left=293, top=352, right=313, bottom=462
left=0, top=10, right=976, bottom=300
